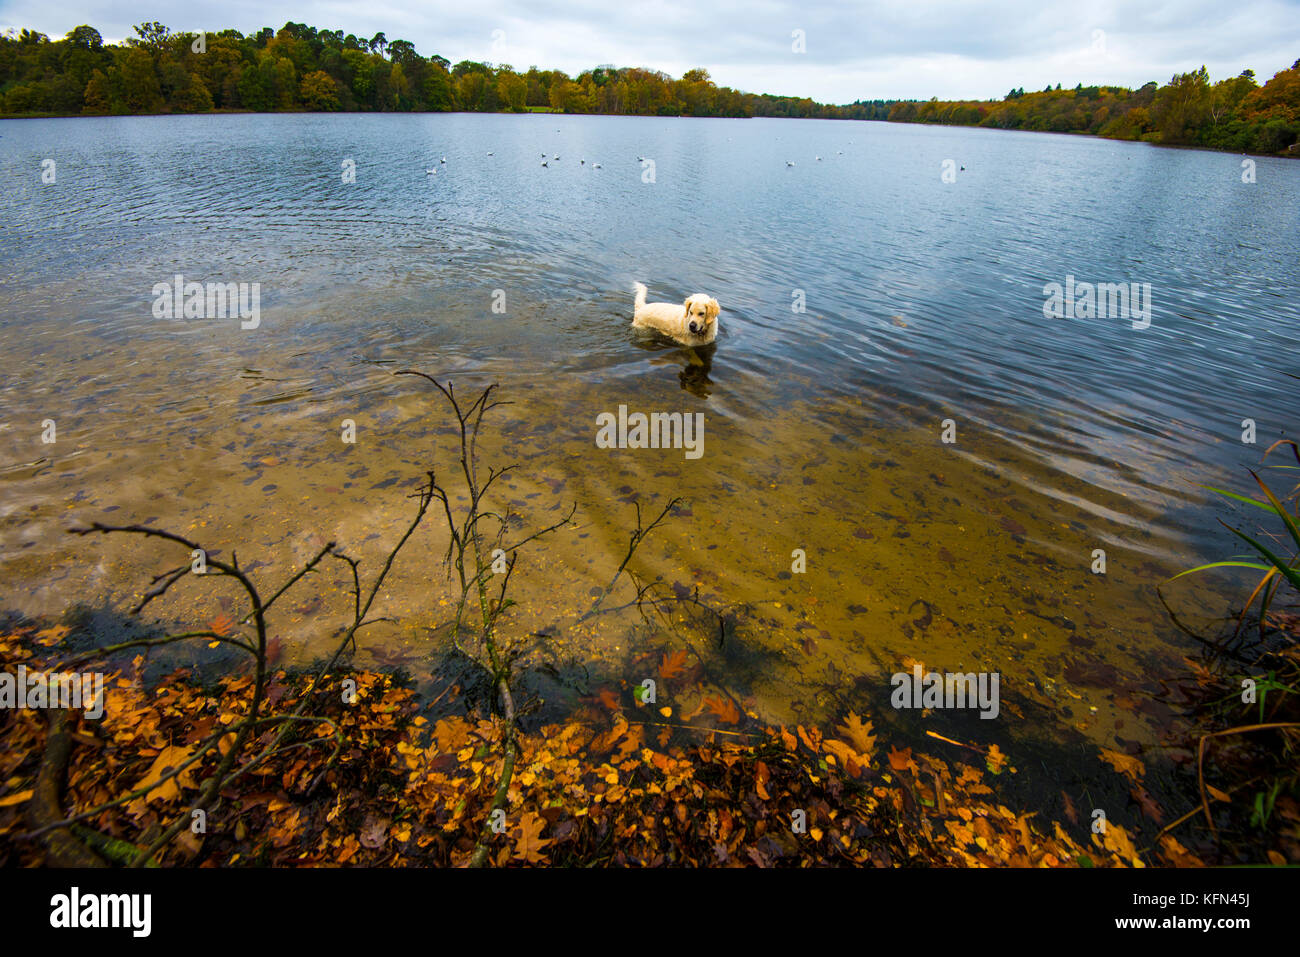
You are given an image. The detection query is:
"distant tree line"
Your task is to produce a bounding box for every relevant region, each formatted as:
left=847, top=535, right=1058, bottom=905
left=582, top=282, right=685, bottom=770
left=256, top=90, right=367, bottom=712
left=0, top=22, right=871, bottom=120
left=1, top=23, right=1295, bottom=154
left=888, top=64, right=1299, bottom=154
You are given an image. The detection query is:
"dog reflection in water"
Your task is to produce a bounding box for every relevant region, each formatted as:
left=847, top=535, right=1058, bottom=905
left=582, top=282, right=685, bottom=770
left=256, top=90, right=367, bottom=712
left=634, top=339, right=717, bottom=398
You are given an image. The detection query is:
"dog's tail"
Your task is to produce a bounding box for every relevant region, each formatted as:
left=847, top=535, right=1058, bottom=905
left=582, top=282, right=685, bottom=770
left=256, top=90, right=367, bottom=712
left=632, top=281, right=647, bottom=312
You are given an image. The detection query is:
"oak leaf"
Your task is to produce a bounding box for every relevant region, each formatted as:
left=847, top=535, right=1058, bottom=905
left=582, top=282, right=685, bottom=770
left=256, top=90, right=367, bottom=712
left=658, top=649, right=688, bottom=681
left=835, top=710, right=876, bottom=759
left=511, top=811, right=552, bottom=864
left=887, top=746, right=913, bottom=773
left=703, top=695, right=741, bottom=725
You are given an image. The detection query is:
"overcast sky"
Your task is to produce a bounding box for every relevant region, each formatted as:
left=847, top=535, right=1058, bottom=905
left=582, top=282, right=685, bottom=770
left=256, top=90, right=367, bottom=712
left=2, top=0, right=1296, bottom=101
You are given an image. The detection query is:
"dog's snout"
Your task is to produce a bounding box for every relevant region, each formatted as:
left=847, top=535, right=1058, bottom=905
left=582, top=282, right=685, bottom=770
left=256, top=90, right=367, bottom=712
left=689, top=321, right=700, bottom=333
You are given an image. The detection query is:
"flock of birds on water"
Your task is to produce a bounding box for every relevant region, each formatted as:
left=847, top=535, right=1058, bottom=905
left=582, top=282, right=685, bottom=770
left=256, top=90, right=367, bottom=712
left=424, top=130, right=911, bottom=176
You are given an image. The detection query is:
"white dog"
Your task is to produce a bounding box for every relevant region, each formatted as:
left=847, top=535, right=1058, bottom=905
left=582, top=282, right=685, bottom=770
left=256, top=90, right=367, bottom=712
left=632, top=282, right=720, bottom=346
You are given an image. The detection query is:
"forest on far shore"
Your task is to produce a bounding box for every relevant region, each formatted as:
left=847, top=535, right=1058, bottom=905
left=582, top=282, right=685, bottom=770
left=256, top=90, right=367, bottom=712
left=2, top=22, right=1297, bottom=155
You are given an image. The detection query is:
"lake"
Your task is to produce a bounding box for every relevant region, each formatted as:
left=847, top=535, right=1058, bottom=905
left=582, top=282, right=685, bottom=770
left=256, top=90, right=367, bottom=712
left=2, top=112, right=1298, bottom=797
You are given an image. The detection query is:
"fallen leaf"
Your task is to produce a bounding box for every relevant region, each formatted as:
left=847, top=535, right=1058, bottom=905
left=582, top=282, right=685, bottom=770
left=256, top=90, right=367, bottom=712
left=836, top=710, right=876, bottom=759
left=888, top=746, right=913, bottom=772
left=359, top=815, right=389, bottom=849
left=0, top=789, right=33, bottom=808
left=703, top=696, right=740, bottom=725
left=511, top=811, right=552, bottom=864
left=130, top=743, right=197, bottom=810
left=658, top=650, right=688, bottom=681
left=1100, top=748, right=1144, bottom=782
left=1130, top=785, right=1164, bottom=823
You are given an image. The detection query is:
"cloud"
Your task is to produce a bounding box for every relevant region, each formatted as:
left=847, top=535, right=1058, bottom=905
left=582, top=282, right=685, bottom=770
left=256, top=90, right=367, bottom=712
left=2, top=0, right=1295, bottom=101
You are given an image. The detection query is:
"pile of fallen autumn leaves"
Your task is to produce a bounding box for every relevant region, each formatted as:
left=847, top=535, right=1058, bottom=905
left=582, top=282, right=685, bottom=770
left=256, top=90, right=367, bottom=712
left=0, top=622, right=1194, bottom=867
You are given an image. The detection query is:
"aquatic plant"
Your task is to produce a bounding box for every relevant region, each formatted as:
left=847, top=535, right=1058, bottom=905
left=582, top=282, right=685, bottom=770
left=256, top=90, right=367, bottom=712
left=1164, top=439, right=1300, bottom=860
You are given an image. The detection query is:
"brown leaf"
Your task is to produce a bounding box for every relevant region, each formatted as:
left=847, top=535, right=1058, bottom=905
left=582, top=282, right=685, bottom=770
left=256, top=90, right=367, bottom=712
left=703, top=695, right=740, bottom=725
left=1130, top=785, right=1164, bottom=823
left=797, top=725, right=822, bottom=752
left=835, top=710, right=876, bottom=760
left=359, top=815, right=389, bottom=849
left=208, top=613, right=236, bottom=638
left=511, top=811, right=552, bottom=864
left=1061, top=790, right=1078, bottom=825
left=596, top=688, right=621, bottom=712
left=887, top=746, right=913, bottom=773
left=658, top=650, right=688, bottom=681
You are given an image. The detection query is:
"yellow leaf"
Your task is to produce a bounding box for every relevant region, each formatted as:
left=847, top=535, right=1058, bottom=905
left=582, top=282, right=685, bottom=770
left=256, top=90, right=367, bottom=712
left=1099, top=748, right=1144, bottom=782
left=0, top=789, right=33, bottom=807
left=128, top=743, right=198, bottom=815
left=836, top=710, right=876, bottom=758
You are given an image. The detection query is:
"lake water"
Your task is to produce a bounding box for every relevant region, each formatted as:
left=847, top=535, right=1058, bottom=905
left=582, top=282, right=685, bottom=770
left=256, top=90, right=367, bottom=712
left=2, top=113, right=1299, bottom=801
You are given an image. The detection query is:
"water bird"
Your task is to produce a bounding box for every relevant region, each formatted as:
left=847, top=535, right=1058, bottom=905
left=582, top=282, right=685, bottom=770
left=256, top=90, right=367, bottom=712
left=440, top=156, right=446, bottom=164
left=487, top=151, right=494, bottom=156
left=816, top=156, right=822, bottom=161
left=425, top=168, right=437, bottom=175
left=592, top=162, right=601, bottom=168
left=541, top=160, right=548, bottom=167
left=786, top=161, right=795, bottom=166
left=554, top=155, right=560, bottom=160
left=580, top=158, right=585, bottom=164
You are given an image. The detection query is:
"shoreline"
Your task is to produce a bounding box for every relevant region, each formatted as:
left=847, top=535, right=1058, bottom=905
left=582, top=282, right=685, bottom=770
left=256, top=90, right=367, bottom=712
left=3, top=109, right=1296, bottom=160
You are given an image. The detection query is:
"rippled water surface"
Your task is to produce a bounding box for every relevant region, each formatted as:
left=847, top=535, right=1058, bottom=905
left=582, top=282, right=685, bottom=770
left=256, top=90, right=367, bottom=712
left=2, top=113, right=1299, bottom=780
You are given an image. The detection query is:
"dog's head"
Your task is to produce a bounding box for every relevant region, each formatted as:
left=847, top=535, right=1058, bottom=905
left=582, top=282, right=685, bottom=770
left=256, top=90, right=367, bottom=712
left=684, top=294, right=720, bottom=339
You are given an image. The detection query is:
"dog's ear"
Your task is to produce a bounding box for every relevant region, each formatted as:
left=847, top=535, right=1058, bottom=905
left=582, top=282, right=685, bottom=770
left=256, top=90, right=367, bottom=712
left=707, top=298, right=720, bottom=319
left=684, top=297, right=694, bottom=314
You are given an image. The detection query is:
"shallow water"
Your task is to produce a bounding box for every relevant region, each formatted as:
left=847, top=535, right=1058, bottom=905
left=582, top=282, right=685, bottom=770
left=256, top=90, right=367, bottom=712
left=2, top=113, right=1299, bottom=786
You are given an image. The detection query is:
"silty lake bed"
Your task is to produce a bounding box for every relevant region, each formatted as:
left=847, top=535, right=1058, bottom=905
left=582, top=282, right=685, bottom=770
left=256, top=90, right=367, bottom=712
left=2, top=113, right=1299, bottom=808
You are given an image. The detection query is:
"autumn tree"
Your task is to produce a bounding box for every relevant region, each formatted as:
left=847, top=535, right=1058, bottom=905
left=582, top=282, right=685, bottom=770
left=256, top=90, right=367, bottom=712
left=300, top=70, right=340, bottom=110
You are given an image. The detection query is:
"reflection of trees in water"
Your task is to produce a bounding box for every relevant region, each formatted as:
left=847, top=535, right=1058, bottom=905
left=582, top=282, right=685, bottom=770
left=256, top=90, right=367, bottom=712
left=634, top=338, right=717, bottom=399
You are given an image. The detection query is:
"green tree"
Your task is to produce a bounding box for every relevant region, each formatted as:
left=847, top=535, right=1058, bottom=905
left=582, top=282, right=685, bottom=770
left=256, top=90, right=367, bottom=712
left=121, top=46, right=162, bottom=112
left=1152, top=66, right=1211, bottom=142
